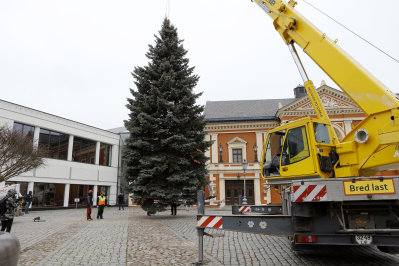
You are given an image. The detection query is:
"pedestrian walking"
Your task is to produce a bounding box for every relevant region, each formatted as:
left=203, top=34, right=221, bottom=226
left=117, top=194, right=124, bottom=210
left=97, top=192, right=106, bottom=219
left=86, top=190, right=93, bottom=221
left=24, top=191, right=33, bottom=214
left=1, top=189, right=18, bottom=233
left=171, top=200, right=177, bottom=216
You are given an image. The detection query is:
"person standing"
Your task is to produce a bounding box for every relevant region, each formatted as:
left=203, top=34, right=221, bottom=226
left=86, top=190, right=93, bottom=221
left=171, top=200, right=177, bottom=216
left=97, top=192, right=106, bottom=219
left=24, top=191, right=33, bottom=214
left=1, top=189, right=18, bottom=233
left=117, top=194, right=124, bottom=210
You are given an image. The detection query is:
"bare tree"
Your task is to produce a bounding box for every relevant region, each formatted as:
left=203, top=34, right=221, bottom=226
left=0, top=125, right=44, bottom=182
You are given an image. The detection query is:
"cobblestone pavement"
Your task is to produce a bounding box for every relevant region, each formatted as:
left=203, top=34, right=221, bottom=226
left=7, top=207, right=399, bottom=265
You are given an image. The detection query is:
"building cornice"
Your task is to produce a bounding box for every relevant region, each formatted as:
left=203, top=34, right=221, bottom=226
left=281, top=108, right=363, bottom=118
left=276, top=85, right=362, bottom=119
left=205, top=121, right=279, bottom=132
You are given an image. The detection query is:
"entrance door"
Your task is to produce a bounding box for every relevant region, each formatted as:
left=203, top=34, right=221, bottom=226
left=225, top=180, right=255, bottom=205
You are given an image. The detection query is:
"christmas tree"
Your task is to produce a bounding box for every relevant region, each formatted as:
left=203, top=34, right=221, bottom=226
left=124, top=18, right=211, bottom=214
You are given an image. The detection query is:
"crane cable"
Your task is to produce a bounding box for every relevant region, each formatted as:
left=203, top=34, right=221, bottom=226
left=166, top=0, right=170, bottom=19
left=302, top=0, right=399, bottom=64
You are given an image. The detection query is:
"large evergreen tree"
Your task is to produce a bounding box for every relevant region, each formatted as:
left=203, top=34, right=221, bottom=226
left=124, top=18, right=211, bottom=214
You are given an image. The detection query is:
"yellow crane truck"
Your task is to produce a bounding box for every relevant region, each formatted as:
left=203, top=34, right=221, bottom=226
left=197, top=0, right=399, bottom=254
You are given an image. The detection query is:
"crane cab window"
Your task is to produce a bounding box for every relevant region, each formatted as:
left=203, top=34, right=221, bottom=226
left=262, top=130, right=285, bottom=176
left=313, top=123, right=330, bottom=144
left=281, top=126, right=310, bottom=166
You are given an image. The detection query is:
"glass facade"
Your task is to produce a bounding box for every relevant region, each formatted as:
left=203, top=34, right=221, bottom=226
left=68, top=185, right=110, bottom=206
left=5, top=181, right=28, bottom=196
left=7, top=123, right=118, bottom=208
left=69, top=184, right=92, bottom=206
left=39, top=129, right=69, bottom=160
left=13, top=122, right=34, bottom=139
left=99, top=143, right=112, bottom=166
left=72, top=136, right=96, bottom=164
left=32, top=183, right=65, bottom=207
left=98, top=186, right=110, bottom=205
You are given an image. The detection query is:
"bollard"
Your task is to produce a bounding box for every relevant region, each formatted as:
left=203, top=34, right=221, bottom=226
left=197, top=190, right=205, bottom=216
left=197, top=227, right=205, bottom=263
left=197, top=190, right=205, bottom=263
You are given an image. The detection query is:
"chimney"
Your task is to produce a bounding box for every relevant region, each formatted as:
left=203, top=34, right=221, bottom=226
left=294, top=84, right=307, bottom=98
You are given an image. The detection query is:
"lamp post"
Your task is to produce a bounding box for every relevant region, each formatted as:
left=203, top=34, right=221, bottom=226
left=253, top=144, right=258, bottom=162
left=242, top=159, right=248, bottom=205
left=219, top=144, right=223, bottom=163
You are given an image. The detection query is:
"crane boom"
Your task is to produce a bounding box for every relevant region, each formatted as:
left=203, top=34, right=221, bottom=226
left=256, top=0, right=399, bottom=178
left=253, top=0, right=399, bottom=115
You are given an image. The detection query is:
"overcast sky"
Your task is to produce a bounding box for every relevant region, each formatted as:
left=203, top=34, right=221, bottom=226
left=1, top=0, right=398, bottom=130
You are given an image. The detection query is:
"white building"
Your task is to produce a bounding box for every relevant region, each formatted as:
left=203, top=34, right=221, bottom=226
left=0, top=99, right=120, bottom=207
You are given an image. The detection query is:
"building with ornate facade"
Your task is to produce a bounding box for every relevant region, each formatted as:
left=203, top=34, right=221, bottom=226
left=204, top=84, right=367, bottom=207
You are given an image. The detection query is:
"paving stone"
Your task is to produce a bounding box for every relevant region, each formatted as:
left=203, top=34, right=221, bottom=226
left=6, top=207, right=399, bottom=265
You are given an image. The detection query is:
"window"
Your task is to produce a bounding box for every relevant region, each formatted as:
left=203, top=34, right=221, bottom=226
left=39, top=129, right=69, bottom=160
left=281, top=126, right=310, bottom=166
left=5, top=181, right=28, bottom=196
left=99, top=143, right=112, bottom=166
left=313, top=123, right=330, bottom=144
left=72, top=137, right=96, bottom=164
left=32, top=183, right=65, bottom=207
left=13, top=122, right=34, bottom=139
left=232, top=149, right=242, bottom=163
left=68, top=184, right=92, bottom=206
left=263, top=131, right=285, bottom=165
left=262, top=130, right=286, bottom=177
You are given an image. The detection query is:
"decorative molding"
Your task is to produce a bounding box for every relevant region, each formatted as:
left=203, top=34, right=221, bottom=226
left=227, top=136, right=247, bottom=145
left=277, top=85, right=363, bottom=118
left=227, top=137, right=247, bottom=163
left=281, top=108, right=363, bottom=118
left=205, top=122, right=279, bottom=132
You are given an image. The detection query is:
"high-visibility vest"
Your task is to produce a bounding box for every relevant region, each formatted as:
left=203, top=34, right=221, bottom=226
left=98, top=196, right=106, bottom=206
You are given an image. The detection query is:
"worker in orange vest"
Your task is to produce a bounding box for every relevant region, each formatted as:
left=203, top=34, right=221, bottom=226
left=96, top=192, right=106, bottom=219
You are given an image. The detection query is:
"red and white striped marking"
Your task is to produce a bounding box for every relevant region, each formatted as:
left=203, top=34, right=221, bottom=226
left=239, top=206, right=251, bottom=213
left=292, top=185, right=327, bottom=202
left=197, top=216, right=223, bottom=228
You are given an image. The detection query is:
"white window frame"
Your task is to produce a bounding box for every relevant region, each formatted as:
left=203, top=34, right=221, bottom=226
left=227, top=137, right=247, bottom=163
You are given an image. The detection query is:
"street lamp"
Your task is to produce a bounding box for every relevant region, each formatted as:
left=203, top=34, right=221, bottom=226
left=253, top=144, right=258, bottom=162
left=219, top=144, right=223, bottom=163
left=242, top=159, right=248, bottom=205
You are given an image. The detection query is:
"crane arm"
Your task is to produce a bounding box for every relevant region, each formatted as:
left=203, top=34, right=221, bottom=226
left=253, top=0, right=399, bottom=115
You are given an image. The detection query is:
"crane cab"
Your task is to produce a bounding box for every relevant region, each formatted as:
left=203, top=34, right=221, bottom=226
left=260, top=117, right=338, bottom=180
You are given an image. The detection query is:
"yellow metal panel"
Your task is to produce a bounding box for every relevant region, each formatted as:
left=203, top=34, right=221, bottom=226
left=334, top=166, right=359, bottom=178
left=378, top=131, right=399, bottom=145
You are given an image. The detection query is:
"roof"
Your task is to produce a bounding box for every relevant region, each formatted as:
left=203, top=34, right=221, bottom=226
left=107, top=126, right=128, bottom=134
left=0, top=99, right=119, bottom=137
left=204, top=98, right=296, bottom=122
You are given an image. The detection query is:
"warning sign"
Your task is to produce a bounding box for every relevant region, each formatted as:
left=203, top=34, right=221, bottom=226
left=343, top=178, right=395, bottom=195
